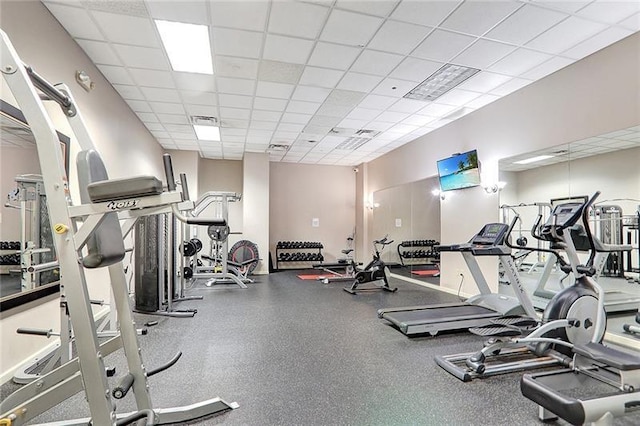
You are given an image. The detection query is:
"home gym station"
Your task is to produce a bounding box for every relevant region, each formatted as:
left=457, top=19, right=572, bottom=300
left=1, top=1, right=639, bottom=425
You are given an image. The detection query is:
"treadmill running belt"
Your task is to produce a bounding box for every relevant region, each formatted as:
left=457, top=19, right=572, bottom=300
left=386, top=305, right=495, bottom=323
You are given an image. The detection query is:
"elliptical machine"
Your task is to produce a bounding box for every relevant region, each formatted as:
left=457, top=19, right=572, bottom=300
left=437, top=193, right=607, bottom=381
left=344, top=236, right=397, bottom=294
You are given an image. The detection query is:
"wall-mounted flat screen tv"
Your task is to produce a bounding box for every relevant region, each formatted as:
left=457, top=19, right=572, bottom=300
left=437, top=149, right=481, bottom=192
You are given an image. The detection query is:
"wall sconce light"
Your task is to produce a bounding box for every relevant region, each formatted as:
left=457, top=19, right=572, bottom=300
left=431, top=188, right=446, bottom=200
left=483, top=181, right=507, bottom=194
left=365, top=193, right=380, bottom=210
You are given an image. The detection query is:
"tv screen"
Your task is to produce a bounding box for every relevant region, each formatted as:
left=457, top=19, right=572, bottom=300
left=437, top=149, right=481, bottom=192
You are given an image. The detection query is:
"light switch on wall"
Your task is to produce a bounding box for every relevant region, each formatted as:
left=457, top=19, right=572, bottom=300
left=395, top=218, right=402, bottom=227
left=312, top=218, right=319, bottom=227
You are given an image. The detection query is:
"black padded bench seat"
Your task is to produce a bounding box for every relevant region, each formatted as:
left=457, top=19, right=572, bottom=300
left=573, top=342, right=640, bottom=370
left=87, top=176, right=163, bottom=203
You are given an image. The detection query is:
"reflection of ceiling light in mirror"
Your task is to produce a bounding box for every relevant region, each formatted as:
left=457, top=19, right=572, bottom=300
left=513, top=155, right=554, bottom=165
left=404, top=64, right=480, bottom=101
left=155, top=20, right=213, bottom=74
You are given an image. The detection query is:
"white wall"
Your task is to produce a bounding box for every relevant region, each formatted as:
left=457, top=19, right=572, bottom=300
left=0, top=1, right=164, bottom=381
left=270, top=162, right=356, bottom=266
left=362, top=32, right=640, bottom=295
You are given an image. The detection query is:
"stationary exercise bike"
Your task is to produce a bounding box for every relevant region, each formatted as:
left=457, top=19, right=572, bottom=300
left=344, top=236, right=397, bottom=294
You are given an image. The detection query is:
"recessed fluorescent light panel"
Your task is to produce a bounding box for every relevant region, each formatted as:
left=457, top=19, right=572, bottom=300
left=155, top=20, right=213, bottom=74
left=194, top=125, right=220, bottom=141
left=404, top=64, right=480, bottom=101
left=513, top=155, right=554, bottom=165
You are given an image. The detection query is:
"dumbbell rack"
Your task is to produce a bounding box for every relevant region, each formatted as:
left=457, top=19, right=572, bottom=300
left=0, top=241, right=21, bottom=275
left=275, top=241, right=323, bottom=270
left=397, top=240, right=440, bottom=267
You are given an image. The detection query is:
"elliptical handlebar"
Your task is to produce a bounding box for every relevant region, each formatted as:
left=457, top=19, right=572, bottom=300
left=580, top=191, right=600, bottom=269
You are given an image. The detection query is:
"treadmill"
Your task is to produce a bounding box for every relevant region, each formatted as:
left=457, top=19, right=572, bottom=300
left=378, top=222, right=538, bottom=336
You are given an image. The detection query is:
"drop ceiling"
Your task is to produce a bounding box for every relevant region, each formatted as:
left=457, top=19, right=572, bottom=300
left=40, top=0, right=640, bottom=165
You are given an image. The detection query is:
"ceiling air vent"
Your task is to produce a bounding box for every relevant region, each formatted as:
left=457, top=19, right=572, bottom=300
left=267, top=144, right=290, bottom=152
left=334, top=129, right=381, bottom=150
left=190, top=115, right=218, bottom=126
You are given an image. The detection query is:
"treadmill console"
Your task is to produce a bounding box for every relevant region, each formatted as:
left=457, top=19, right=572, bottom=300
left=470, top=223, right=509, bottom=246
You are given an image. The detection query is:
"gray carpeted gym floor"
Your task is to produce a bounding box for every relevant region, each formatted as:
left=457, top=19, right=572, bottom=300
left=3, top=270, right=640, bottom=425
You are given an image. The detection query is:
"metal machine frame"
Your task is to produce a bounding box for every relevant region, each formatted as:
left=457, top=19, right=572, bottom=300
left=0, top=29, right=237, bottom=425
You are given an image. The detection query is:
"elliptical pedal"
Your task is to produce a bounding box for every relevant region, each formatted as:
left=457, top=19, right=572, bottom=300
left=469, top=316, right=538, bottom=337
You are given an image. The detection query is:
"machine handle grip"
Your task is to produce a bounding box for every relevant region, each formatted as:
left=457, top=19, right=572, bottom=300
left=147, top=351, right=182, bottom=377
left=16, top=328, right=54, bottom=337
left=112, top=373, right=134, bottom=399
left=581, top=191, right=601, bottom=268
left=179, top=173, right=190, bottom=202
left=163, top=154, right=176, bottom=191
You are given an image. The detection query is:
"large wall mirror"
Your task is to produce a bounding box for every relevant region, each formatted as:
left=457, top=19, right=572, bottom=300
left=371, top=176, right=441, bottom=284
left=498, top=125, right=640, bottom=340
left=0, top=100, right=70, bottom=311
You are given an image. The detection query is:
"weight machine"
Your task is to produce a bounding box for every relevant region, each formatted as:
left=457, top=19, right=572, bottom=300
left=0, top=29, right=236, bottom=425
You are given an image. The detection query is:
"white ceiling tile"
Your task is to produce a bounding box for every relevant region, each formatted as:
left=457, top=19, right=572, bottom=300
left=440, top=1, right=522, bottom=36
left=180, top=91, right=217, bottom=106
left=337, top=72, right=384, bottom=92
left=281, top=112, right=312, bottom=124
left=299, top=67, right=345, bottom=88
left=45, top=3, right=104, bottom=40
left=220, top=107, right=251, bottom=119
left=113, top=84, right=145, bottom=100
left=338, top=118, right=371, bottom=129
left=156, top=113, right=189, bottom=125
left=576, top=1, right=640, bottom=24
left=335, top=0, right=400, bottom=17
left=350, top=50, right=404, bottom=76
left=151, top=130, right=170, bottom=138
left=465, top=93, right=501, bottom=109
left=112, top=44, right=169, bottom=70
left=411, top=29, right=477, bottom=63
left=363, top=121, right=394, bottom=131
left=286, top=100, right=321, bottom=114
left=419, top=103, right=458, bottom=117
left=319, top=9, right=384, bottom=47
left=210, top=1, right=269, bottom=32
left=250, top=121, right=279, bottom=131
left=526, top=17, right=608, bottom=54
left=150, top=102, right=185, bottom=115
left=529, top=1, right=592, bottom=13
left=252, top=110, right=283, bottom=122
left=145, top=0, right=209, bottom=25
left=77, top=39, right=121, bottom=65
left=218, top=94, right=253, bottom=108
left=308, top=42, right=362, bottom=70
left=292, top=86, right=332, bottom=103
left=215, top=56, right=259, bottom=79
left=164, top=124, right=193, bottom=133
left=97, top=65, right=134, bottom=85
left=216, top=77, right=256, bottom=96
left=618, top=12, right=640, bottom=31
left=173, top=73, right=216, bottom=91
left=255, top=82, right=295, bottom=99
left=170, top=131, right=197, bottom=140
left=453, top=39, right=516, bottom=69
left=388, top=98, right=429, bottom=114
left=435, top=88, right=481, bottom=106
left=307, top=115, right=342, bottom=128
left=401, top=114, right=437, bottom=126
left=358, top=94, right=398, bottom=110
left=186, top=104, right=218, bottom=117
left=221, top=128, right=247, bottom=137
left=268, top=1, right=330, bottom=38
left=389, top=57, right=444, bottom=83
left=315, top=104, right=353, bottom=117
left=391, top=1, right=462, bottom=27
left=275, top=127, right=303, bottom=137
left=92, top=11, right=159, bottom=47
left=456, top=71, right=511, bottom=92
left=129, top=68, right=175, bottom=88
left=371, top=78, right=417, bottom=97
left=127, top=99, right=152, bottom=113
left=375, top=111, right=412, bottom=123
left=263, top=34, right=315, bottom=64
left=258, top=60, right=304, bottom=84
left=212, top=28, right=263, bottom=59
left=137, top=112, right=158, bottom=122
left=490, top=77, right=533, bottom=96
left=368, top=20, right=432, bottom=55
left=389, top=123, right=420, bottom=134
left=562, top=27, right=634, bottom=59
left=520, top=56, right=574, bottom=80
left=141, top=87, right=181, bottom=102
left=345, top=107, right=383, bottom=121
left=253, top=97, right=289, bottom=111
left=485, top=4, right=568, bottom=45
left=488, top=48, right=553, bottom=76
